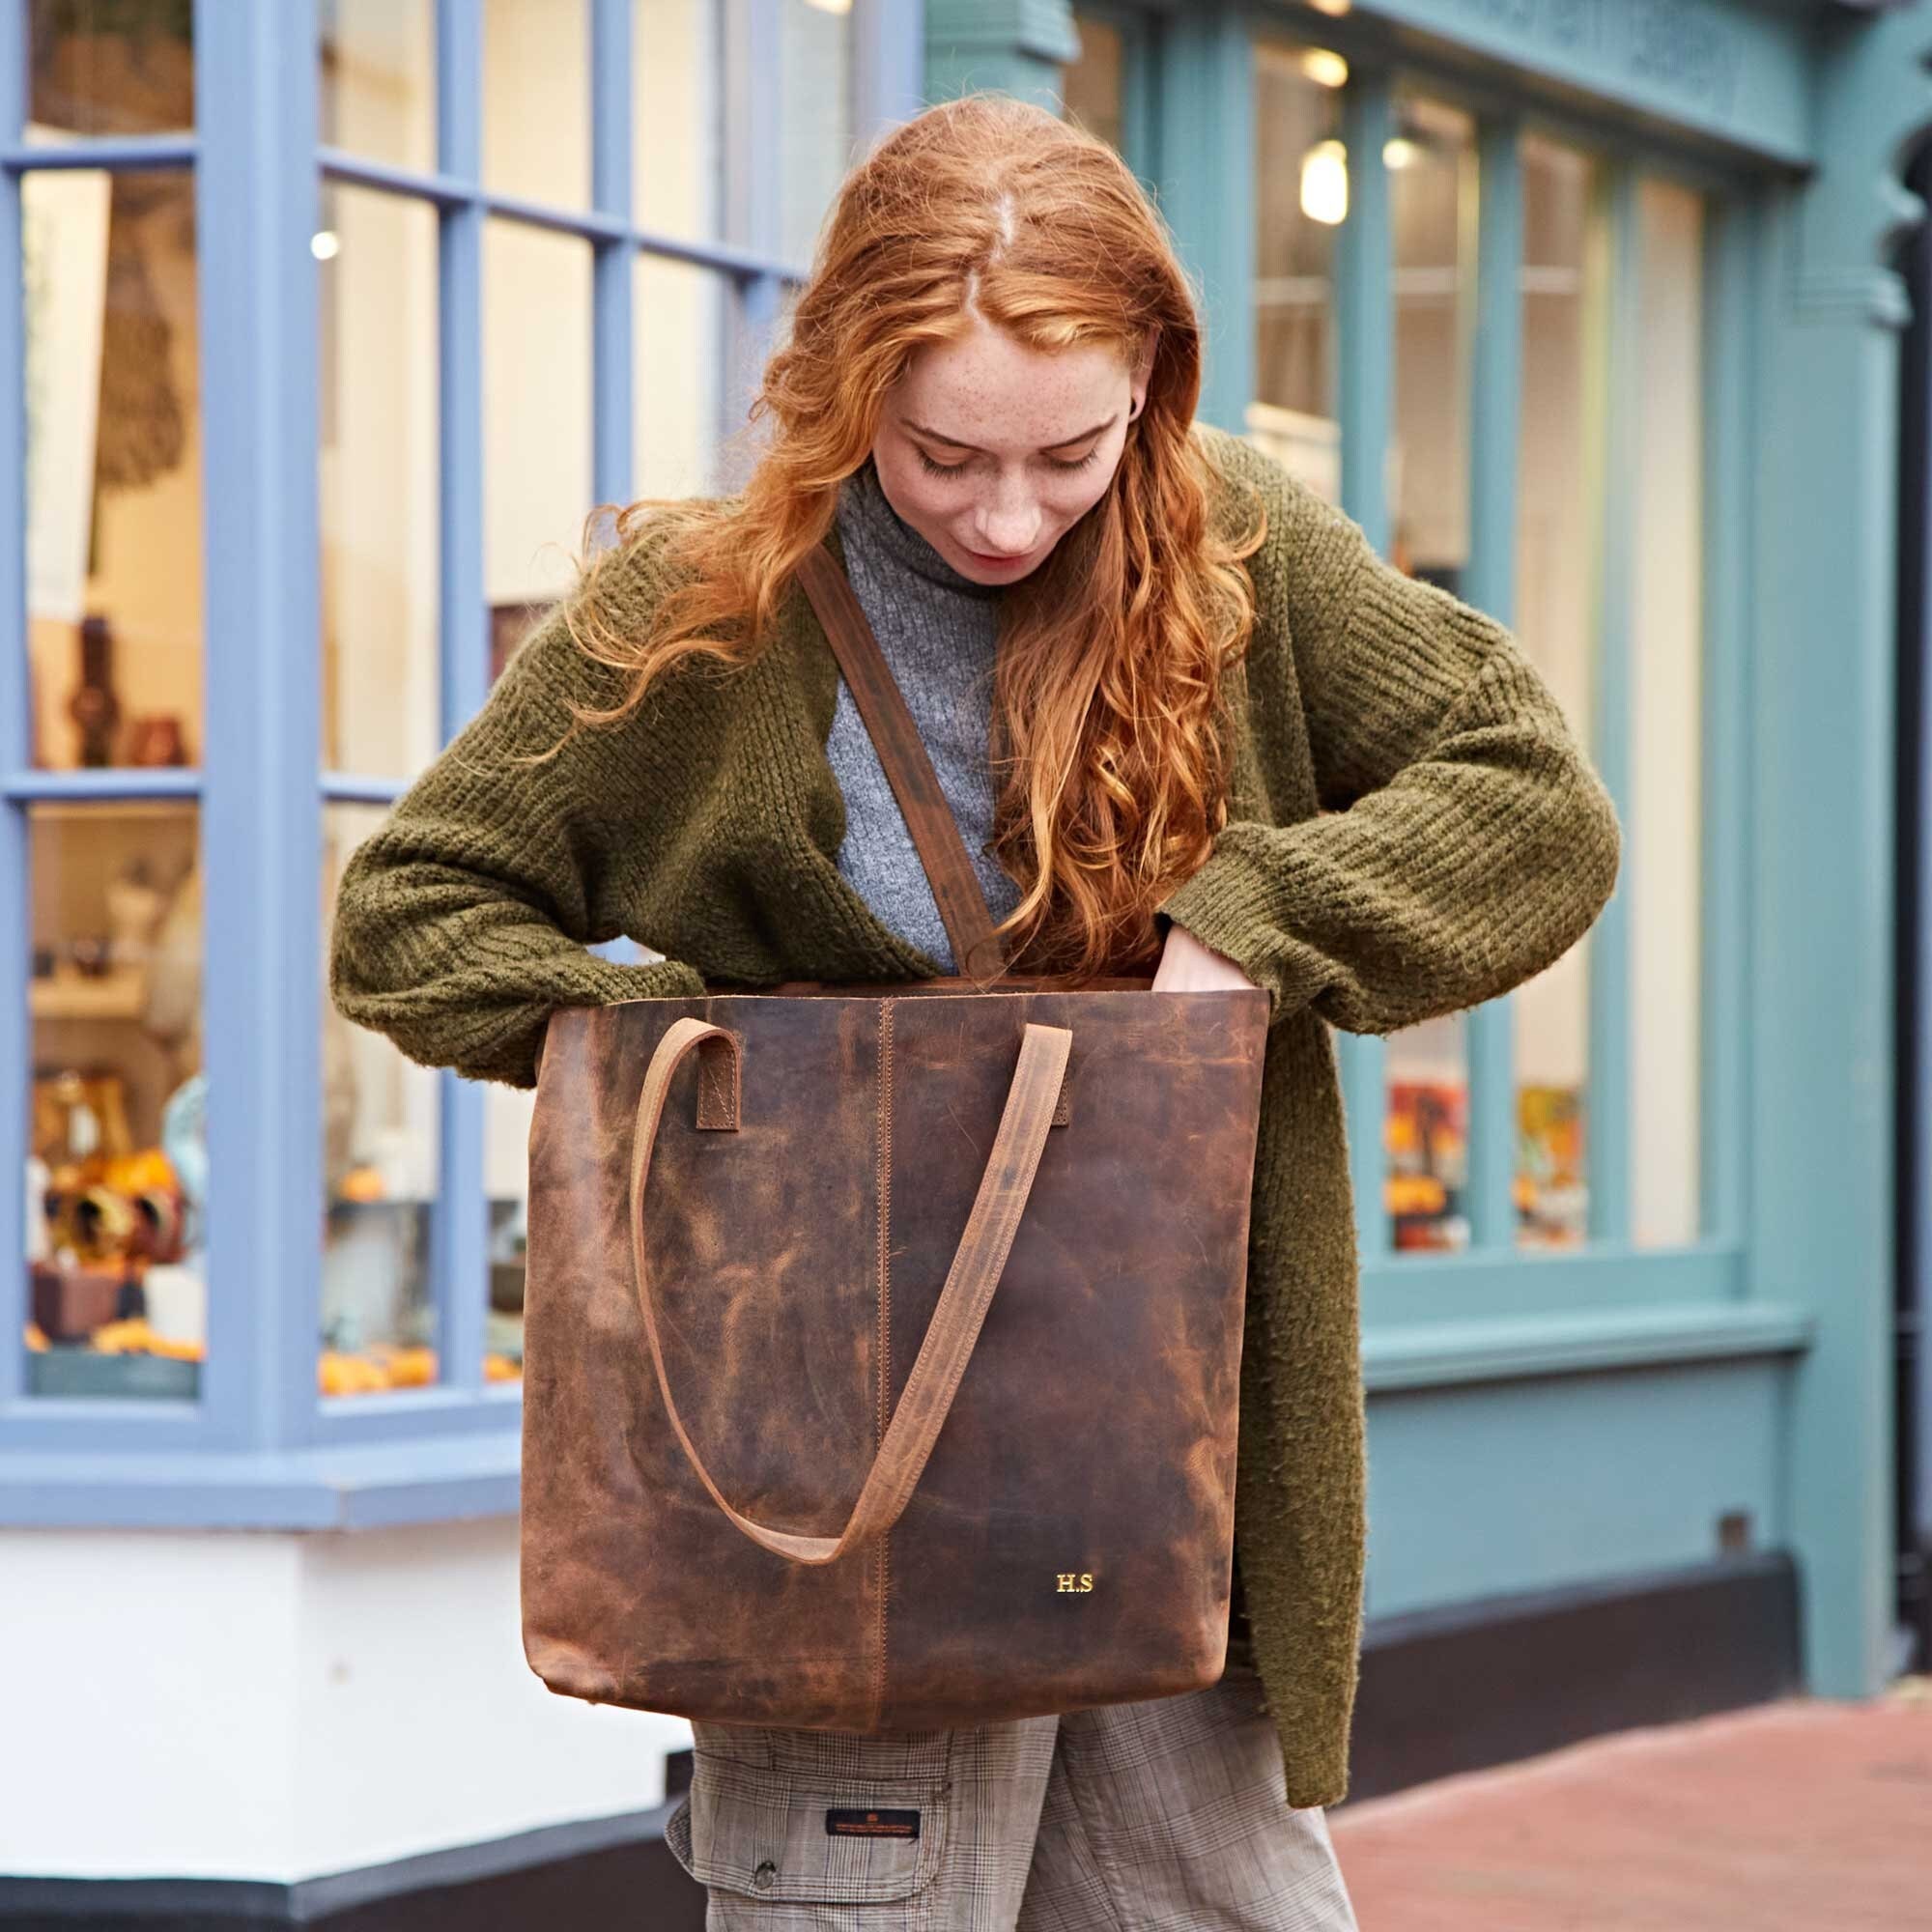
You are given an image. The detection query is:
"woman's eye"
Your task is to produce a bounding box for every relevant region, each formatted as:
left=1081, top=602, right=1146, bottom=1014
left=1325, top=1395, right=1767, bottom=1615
left=914, top=448, right=1100, bottom=479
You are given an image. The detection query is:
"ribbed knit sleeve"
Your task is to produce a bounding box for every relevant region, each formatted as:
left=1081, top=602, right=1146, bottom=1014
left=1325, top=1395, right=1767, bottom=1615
left=1156, top=454, right=1623, bottom=1033
left=327, top=565, right=706, bottom=1090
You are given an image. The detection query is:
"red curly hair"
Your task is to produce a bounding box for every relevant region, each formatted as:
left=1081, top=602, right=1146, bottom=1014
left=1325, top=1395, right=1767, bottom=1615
left=553, top=92, right=1267, bottom=982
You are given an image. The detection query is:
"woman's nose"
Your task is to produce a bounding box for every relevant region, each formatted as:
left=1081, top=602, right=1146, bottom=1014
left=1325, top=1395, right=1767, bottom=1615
left=974, top=490, right=1041, bottom=555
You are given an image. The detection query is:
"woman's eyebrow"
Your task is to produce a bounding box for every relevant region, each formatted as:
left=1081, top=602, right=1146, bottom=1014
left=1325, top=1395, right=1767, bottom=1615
left=901, top=413, right=1118, bottom=454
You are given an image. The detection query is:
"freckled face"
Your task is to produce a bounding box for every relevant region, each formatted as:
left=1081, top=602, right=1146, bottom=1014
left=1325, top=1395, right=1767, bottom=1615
left=872, top=312, right=1150, bottom=586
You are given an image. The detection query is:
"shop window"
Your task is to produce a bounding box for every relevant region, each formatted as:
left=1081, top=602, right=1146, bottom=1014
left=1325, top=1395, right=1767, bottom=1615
left=776, top=0, right=853, bottom=267
left=636, top=0, right=724, bottom=242
left=24, top=167, right=202, bottom=773
left=1513, top=131, right=1600, bottom=1249
left=1382, top=94, right=1478, bottom=1254
left=1631, top=175, right=1706, bottom=1249
left=486, top=1077, right=532, bottom=1387
left=25, top=800, right=203, bottom=1398
left=1250, top=32, right=1344, bottom=493
left=1062, top=14, right=1124, bottom=153
left=485, top=221, right=592, bottom=603
left=481, top=220, right=594, bottom=1377
left=321, top=806, right=440, bottom=1397
left=485, top=0, right=590, bottom=208
left=27, top=0, right=192, bottom=143
left=319, top=184, right=440, bottom=781
left=319, top=0, right=436, bottom=177
left=637, top=254, right=727, bottom=499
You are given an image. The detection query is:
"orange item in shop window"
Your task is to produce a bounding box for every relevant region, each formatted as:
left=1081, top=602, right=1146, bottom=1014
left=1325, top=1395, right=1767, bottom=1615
left=319, top=1350, right=388, bottom=1396
left=483, top=1352, right=522, bottom=1382
left=105, top=1149, right=176, bottom=1194
left=89, top=1317, right=153, bottom=1353
left=380, top=1345, right=437, bottom=1388
left=23, top=1322, right=47, bottom=1352
left=338, top=1166, right=386, bottom=1204
left=1385, top=1173, right=1446, bottom=1217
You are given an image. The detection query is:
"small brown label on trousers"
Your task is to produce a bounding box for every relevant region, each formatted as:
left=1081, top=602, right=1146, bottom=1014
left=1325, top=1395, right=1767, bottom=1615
left=826, top=1807, right=921, bottom=1839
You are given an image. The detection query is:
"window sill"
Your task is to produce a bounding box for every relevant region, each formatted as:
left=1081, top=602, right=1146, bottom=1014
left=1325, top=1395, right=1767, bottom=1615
left=1363, top=1299, right=1814, bottom=1394
left=0, top=1428, right=522, bottom=1530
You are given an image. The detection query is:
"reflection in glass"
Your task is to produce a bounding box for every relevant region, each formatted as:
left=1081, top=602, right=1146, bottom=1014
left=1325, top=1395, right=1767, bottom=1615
left=1383, top=96, right=1477, bottom=1253
left=321, top=808, right=440, bottom=1396
left=1250, top=35, right=1344, bottom=492
left=1631, top=177, right=1705, bottom=1248
left=485, top=222, right=592, bottom=606
left=1513, top=134, right=1599, bottom=1249
left=485, top=0, right=589, bottom=208
left=485, top=1083, right=533, bottom=1384
left=637, top=255, right=725, bottom=501
left=1063, top=14, right=1124, bottom=152
left=25, top=801, right=203, bottom=1398
left=319, top=0, right=435, bottom=175
left=24, top=170, right=202, bottom=771
left=776, top=0, right=852, bottom=266
left=636, top=0, right=723, bottom=242
left=319, top=184, right=440, bottom=779
left=28, top=0, right=193, bottom=141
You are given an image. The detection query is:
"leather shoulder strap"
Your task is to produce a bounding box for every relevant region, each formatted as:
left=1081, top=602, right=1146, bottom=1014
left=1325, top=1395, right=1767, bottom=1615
left=794, top=542, right=1005, bottom=978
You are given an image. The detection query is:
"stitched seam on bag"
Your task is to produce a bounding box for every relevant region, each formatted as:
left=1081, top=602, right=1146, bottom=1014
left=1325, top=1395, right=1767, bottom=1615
left=872, top=997, right=895, bottom=1729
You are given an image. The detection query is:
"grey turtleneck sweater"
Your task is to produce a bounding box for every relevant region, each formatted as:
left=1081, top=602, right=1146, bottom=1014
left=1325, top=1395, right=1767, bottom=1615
left=827, top=458, right=1026, bottom=971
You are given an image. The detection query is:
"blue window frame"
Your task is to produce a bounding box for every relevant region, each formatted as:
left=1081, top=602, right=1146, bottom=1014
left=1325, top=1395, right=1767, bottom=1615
left=0, top=0, right=923, bottom=1518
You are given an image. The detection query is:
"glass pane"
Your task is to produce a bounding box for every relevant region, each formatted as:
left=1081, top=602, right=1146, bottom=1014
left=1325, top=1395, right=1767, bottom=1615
left=28, top=0, right=193, bottom=141
left=1250, top=34, right=1344, bottom=492
left=25, top=799, right=202, bottom=1399
left=1063, top=14, right=1124, bottom=152
left=319, top=0, right=435, bottom=175
left=482, top=217, right=592, bottom=1380
left=486, top=221, right=592, bottom=605
left=322, top=808, right=440, bottom=1394
left=319, top=183, right=440, bottom=779
left=776, top=0, right=852, bottom=267
left=1383, top=94, right=1478, bottom=1253
left=636, top=0, right=724, bottom=242
left=637, top=255, right=725, bottom=500
left=486, top=1082, right=530, bottom=1386
left=1631, top=177, right=1705, bottom=1248
left=24, top=169, right=203, bottom=771
left=484, top=0, right=589, bottom=207
left=1514, top=132, right=1600, bottom=1250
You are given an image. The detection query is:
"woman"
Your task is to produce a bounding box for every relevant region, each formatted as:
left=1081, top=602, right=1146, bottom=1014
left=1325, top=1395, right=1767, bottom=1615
left=330, top=93, right=1621, bottom=1930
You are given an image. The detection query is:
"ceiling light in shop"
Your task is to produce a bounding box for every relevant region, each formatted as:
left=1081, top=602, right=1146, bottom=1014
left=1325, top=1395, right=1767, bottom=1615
left=1306, top=0, right=1353, bottom=15
left=1300, top=48, right=1349, bottom=88
left=311, top=231, right=339, bottom=261
left=1383, top=137, right=1423, bottom=170
left=1301, top=139, right=1349, bottom=224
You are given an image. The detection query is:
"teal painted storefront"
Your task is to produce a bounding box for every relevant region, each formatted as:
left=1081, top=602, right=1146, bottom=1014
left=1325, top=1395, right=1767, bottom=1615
left=925, top=0, right=1930, bottom=1749
left=2, top=4, right=1927, bottom=1900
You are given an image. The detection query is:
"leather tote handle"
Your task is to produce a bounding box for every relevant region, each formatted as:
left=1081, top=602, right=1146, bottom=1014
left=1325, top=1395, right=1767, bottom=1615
left=627, top=1014, right=1072, bottom=1566
left=794, top=543, right=1006, bottom=979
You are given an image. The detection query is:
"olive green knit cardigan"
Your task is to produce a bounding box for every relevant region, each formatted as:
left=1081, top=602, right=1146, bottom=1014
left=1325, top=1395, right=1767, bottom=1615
left=327, top=420, right=1622, bottom=1806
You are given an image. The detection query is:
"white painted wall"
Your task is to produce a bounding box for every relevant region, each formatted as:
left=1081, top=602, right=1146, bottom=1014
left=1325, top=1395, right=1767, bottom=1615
left=0, top=1522, right=692, bottom=1882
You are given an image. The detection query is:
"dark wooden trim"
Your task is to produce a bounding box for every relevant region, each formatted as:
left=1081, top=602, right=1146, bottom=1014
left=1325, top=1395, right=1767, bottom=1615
left=0, top=1799, right=704, bottom=1931
left=1340, top=1550, right=1803, bottom=1804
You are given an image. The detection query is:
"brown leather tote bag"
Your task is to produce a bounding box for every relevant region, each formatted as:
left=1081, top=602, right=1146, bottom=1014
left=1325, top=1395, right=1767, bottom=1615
left=520, top=542, right=1270, bottom=1733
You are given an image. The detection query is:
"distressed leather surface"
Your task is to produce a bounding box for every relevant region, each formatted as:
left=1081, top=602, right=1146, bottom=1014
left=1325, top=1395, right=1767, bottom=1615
left=521, top=983, right=1269, bottom=1732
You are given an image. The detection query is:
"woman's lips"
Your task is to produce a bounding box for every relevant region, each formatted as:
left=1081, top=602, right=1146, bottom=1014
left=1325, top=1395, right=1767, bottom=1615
left=961, top=544, right=1037, bottom=570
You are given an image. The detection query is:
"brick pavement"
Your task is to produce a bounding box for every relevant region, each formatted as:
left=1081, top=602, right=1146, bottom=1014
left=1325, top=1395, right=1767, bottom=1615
left=1326, top=1676, right=1932, bottom=1930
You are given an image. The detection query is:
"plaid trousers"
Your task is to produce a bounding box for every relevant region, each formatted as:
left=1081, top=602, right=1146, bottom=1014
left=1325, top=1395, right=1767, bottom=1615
left=662, top=1626, right=1359, bottom=1930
